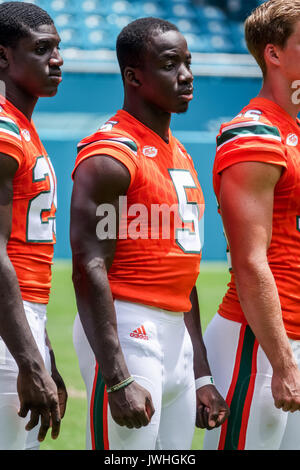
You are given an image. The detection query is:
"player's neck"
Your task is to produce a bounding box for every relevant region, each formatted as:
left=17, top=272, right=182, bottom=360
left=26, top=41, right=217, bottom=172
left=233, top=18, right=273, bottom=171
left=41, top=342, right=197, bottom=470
left=258, top=79, right=300, bottom=121
left=123, top=98, right=171, bottom=143
left=4, top=85, right=37, bottom=121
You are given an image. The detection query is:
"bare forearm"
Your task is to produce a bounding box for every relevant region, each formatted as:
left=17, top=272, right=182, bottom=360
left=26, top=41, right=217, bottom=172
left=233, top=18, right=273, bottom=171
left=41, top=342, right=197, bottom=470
left=234, top=260, right=296, bottom=373
left=0, top=255, right=44, bottom=371
left=184, top=286, right=211, bottom=378
left=72, top=255, right=130, bottom=386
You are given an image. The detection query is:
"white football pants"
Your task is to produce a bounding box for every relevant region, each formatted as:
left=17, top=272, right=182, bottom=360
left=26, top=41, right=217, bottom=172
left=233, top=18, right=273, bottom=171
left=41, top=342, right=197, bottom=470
left=203, top=313, right=300, bottom=450
left=0, top=301, right=50, bottom=450
left=73, top=299, right=196, bottom=450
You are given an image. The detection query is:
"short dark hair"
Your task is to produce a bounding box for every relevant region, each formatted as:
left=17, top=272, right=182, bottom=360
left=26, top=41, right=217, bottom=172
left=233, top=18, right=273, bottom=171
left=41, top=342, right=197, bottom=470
left=0, top=1, right=54, bottom=48
left=116, top=17, right=179, bottom=80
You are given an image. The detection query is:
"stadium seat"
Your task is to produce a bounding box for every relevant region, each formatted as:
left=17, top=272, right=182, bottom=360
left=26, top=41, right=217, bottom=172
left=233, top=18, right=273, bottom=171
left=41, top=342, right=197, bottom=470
left=4, top=0, right=261, bottom=54
left=195, top=5, right=227, bottom=21
left=79, top=0, right=109, bottom=14
left=132, top=1, right=166, bottom=19
left=164, top=2, right=197, bottom=19
left=224, top=0, right=256, bottom=21
left=166, top=17, right=201, bottom=34
left=184, top=33, right=210, bottom=52
left=59, top=27, right=84, bottom=48
left=209, top=34, right=234, bottom=53
left=82, top=13, right=108, bottom=30
left=84, top=29, right=117, bottom=49
left=48, top=0, right=79, bottom=14
left=230, top=21, right=249, bottom=53
left=52, top=12, right=78, bottom=28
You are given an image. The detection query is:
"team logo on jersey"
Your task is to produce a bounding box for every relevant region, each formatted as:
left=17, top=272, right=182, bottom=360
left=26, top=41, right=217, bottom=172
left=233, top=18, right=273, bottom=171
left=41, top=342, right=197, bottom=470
left=21, top=129, right=31, bottom=142
left=286, top=133, right=298, bottom=146
left=142, top=146, right=158, bottom=158
left=99, top=120, right=118, bottom=132
left=130, top=325, right=149, bottom=340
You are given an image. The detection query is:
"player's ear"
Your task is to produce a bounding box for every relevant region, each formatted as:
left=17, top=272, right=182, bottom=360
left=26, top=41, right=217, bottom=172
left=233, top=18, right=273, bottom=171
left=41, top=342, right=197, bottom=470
left=264, top=43, right=280, bottom=67
left=123, top=67, right=141, bottom=88
left=0, top=46, right=9, bottom=70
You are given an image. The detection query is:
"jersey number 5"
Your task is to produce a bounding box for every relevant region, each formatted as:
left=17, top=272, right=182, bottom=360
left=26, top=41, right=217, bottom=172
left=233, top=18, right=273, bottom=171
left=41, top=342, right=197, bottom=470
left=26, top=155, right=57, bottom=243
left=169, top=169, right=203, bottom=254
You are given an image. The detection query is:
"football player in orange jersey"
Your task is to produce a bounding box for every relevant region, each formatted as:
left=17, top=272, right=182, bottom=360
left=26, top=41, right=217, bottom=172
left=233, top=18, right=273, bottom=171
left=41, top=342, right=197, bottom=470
left=0, top=2, right=67, bottom=449
left=203, top=0, right=300, bottom=451
left=71, top=17, right=229, bottom=450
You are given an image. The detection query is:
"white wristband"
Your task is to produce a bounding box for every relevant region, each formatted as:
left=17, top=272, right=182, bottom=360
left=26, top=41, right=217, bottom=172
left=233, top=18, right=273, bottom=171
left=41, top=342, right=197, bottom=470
left=195, top=376, right=215, bottom=390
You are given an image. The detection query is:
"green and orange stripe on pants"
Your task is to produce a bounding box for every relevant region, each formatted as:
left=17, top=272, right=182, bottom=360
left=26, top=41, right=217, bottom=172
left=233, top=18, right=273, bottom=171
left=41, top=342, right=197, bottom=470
left=90, top=362, right=109, bottom=450
left=218, top=324, right=259, bottom=450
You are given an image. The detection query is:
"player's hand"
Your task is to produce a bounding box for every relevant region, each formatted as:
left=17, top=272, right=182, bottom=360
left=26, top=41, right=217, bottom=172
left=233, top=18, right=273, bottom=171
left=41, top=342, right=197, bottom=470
left=108, top=381, right=155, bottom=429
left=196, top=384, right=230, bottom=430
left=272, top=366, right=300, bottom=412
left=17, top=367, right=61, bottom=442
left=51, top=366, right=68, bottom=419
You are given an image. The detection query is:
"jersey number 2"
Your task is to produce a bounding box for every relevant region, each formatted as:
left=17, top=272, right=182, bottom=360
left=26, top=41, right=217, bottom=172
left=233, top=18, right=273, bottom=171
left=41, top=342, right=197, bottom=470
left=26, top=155, right=57, bottom=243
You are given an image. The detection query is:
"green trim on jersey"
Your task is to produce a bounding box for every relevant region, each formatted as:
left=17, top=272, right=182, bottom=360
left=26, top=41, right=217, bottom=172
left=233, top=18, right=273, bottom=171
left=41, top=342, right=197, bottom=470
left=78, top=137, right=138, bottom=155
left=217, top=124, right=281, bottom=148
left=0, top=119, right=20, bottom=137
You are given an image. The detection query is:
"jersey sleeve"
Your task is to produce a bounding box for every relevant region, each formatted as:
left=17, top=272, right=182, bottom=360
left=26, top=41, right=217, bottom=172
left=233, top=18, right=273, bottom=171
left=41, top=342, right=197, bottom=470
left=72, top=133, right=139, bottom=184
left=214, top=119, right=287, bottom=176
left=0, top=116, right=24, bottom=166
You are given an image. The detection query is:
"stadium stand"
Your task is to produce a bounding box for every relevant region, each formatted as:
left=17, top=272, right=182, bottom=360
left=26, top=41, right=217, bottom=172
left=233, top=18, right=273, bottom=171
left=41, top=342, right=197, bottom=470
left=0, top=0, right=263, bottom=55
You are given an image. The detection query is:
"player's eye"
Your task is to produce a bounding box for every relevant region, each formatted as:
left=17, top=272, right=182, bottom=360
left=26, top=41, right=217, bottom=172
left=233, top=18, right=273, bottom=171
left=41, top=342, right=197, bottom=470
left=164, top=61, right=176, bottom=70
left=35, top=41, right=51, bottom=55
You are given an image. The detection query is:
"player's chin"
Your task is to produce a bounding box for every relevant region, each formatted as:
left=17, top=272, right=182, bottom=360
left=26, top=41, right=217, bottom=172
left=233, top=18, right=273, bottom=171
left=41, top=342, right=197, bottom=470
left=39, top=86, right=60, bottom=98
left=174, top=102, right=190, bottom=114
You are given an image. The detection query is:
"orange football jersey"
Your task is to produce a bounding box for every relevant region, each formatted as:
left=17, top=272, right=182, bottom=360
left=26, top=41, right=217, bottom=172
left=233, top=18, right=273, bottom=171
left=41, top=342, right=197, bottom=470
left=0, top=97, right=56, bottom=304
left=73, top=110, right=204, bottom=312
left=213, top=97, right=300, bottom=339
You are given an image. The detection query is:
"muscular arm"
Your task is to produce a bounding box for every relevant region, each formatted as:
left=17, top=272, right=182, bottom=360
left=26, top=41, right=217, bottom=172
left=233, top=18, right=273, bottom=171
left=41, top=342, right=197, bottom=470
left=184, top=286, right=229, bottom=429
left=70, top=155, right=154, bottom=428
left=219, top=161, right=300, bottom=412
left=0, top=153, right=60, bottom=441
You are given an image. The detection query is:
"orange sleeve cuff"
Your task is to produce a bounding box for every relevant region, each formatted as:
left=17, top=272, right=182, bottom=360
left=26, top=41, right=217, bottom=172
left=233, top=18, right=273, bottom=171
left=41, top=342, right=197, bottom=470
left=215, top=147, right=287, bottom=175
left=72, top=142, right=138, bottom=185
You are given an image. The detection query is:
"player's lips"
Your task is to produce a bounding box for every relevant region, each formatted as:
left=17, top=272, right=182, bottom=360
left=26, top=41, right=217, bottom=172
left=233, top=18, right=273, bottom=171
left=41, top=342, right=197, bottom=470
left=49, top=70, right=62, bottom=83
left=178, top=87, right=194, bottom=101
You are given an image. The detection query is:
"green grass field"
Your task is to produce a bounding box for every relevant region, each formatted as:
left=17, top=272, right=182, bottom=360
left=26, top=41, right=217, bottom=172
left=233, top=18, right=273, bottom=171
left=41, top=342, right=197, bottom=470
left=40, top=260, right=230, bottom=451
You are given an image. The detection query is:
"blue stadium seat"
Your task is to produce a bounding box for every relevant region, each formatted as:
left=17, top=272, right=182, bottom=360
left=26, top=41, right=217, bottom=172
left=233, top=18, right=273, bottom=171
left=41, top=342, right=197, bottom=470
left=9, top=0, right=259, bottom=53
left=225, top=0, right=256, bottom=21
left=52, top=12, right=78, bottom=28
left=164, top=2, right=197, bottom=19
left=131, top=1, right=166, bottom=19
left=84, top=29, right=117, bottom=49
left=47, top=0, right=79, bottom=14
left=166, top=17, right=201, bottom=34
left=230, top=21, right=249, bottom=53
left=195, top=5, right=227, bottom=21
left=201, top=19, right=231, bottom=36
left=184, top=33, right=215, bottom=53
left=105, top=13, right=135, bottom=32
left=59, top=27, right=84, bottom=48
left=82, top=13, right=108, bottom=30
left=79, top=0, right=110, bottom=14
left=208, top=34, right=234, bottom=53
left=104, top=0, right=138, bottom=16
